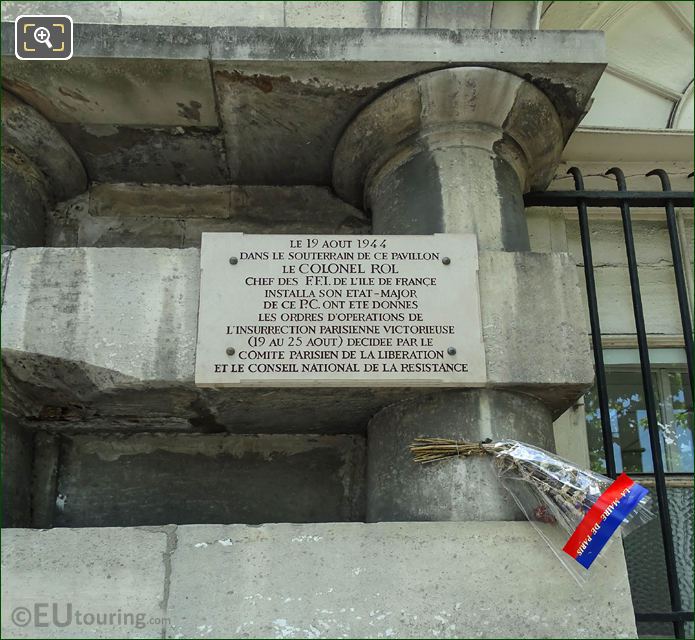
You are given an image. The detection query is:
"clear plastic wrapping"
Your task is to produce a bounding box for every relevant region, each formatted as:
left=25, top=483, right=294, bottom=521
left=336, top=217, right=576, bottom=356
left=485, top=440, right=654, bottom=583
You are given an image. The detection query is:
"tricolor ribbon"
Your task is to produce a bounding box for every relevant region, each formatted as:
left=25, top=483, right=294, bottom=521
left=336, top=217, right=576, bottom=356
left=563, top=473, right=648, bottom=569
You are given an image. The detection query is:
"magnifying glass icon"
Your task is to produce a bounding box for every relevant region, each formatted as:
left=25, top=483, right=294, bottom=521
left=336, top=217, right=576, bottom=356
left=34, top=26, right=52, bottom=49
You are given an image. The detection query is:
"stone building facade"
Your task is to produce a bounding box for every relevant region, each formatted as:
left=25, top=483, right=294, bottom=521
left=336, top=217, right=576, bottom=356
left=1, top=2, right=693, bottom=638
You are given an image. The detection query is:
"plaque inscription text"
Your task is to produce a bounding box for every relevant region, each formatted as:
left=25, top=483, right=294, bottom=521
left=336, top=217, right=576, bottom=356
left=195, top=233, right=486, bottom=386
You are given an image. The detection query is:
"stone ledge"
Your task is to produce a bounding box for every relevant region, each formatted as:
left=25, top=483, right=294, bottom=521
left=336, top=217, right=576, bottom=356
left=1, top=526, right=168, bottom=639
left=1, top=522, right=637, bottom=639
left=1, top=24, right=604, bottom=185
left=0, top=1, right=540, bottom=31
left=1, top=23, right=605, bottom=67
left=1, top=247, right=592, bottom=430
left=47, top=184, right=368, bottom=248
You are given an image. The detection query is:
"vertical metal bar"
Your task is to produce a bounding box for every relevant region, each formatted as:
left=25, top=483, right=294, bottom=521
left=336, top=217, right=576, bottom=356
left=568, top=167, right=617, bottom=478
left=646, top=170, right=694, bottom=388
left=606, top=167, right=684, bottom=639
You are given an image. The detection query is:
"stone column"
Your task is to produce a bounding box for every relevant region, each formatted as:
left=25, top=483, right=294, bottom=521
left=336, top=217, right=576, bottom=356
left=1, top=92, right=86, bottom=247
left=333, top=67, right=594, bottom=522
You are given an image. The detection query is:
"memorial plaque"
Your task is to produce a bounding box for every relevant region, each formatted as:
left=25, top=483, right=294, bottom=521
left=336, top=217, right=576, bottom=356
left=195, top=233, right=486, bottom=386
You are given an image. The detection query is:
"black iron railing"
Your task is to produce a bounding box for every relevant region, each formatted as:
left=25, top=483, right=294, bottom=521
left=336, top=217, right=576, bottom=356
left=525, top=168, right=694, bottom=639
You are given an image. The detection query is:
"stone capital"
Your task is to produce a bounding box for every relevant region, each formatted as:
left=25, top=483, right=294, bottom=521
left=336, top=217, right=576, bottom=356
left=2, top=91, right=87, bottom=246
left=333, top=67, right=572, bottom=252
left=334, top=66, right=564, bottom=211
left=2, top=91, right=86, bottom=204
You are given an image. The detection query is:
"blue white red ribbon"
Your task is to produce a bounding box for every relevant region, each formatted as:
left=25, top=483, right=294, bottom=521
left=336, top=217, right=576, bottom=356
left=563, top=473, right=648, bottom=569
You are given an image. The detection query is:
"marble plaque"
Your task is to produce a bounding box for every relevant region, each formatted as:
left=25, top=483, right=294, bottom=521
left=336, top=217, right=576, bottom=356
left=195, top=233, right=486, bottom=386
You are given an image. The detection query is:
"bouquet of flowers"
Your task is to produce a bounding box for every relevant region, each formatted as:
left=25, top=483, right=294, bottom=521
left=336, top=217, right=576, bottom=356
left=410, top=437, right=654, bottom=583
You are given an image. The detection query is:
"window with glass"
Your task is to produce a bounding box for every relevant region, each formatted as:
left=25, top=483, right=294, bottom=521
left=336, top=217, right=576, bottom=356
left=583, top=349, right=694, bottom=639
left=584, top=356, right=694, bottom=476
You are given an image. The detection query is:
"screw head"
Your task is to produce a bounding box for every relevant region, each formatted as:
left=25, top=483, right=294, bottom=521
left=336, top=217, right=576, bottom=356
left=229, top=257, right=238, bottom=265
left=442, top=257, right=451, bottom=265
left=447, top=347, right=456, bottom=356
left=226, top=347, right=235, bottom=356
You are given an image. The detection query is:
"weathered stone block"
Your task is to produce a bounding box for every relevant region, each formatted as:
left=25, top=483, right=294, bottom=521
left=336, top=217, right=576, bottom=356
left=166, top=522, right=637, bottom=639
left=479, top=250, right=594, bottom=392
left=89, top=184, right=231, bottom=218
left=51, top=433, right=366, bottom=527
left=46, top=184, right=368, bottom=249
left=1, top=246, right=592, bottom=429
left=0, top=523, right=637, bottom=638
left=285, top=1, right=381, bottom=28
left=56, top=124, right=229, bottom=185
left=78, top=216, right=186, bottom=248
left=2, top=247, right=199, bottom=383
left=1, top=23, right=604, bottom=186
left=1, top=527, right=168, bottom=638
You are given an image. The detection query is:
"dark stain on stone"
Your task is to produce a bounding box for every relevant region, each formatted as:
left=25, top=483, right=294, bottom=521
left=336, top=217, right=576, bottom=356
left=214, top=69, right=379, bottom=99
left=521, top=71, right=582, bottom=142
left=177, top=100, right=202, bottom=122
left=56, top=124, right=205, bottom=155
left=53, top=433, right=362, bottom=526
left=37, top=406, right=63, bottom=420
left=58, top=87, right=90, bottom=103
left=188, top=396, right=226, bottom=433
left=371, top=150, right=444, bottom=233
left=493, top=153, right=531, bottom=252
left=54, top=123, right=229, bottom=184
left=215, top=69, right=277, bottom=93
left=36, top=404, right=87, bottom=421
